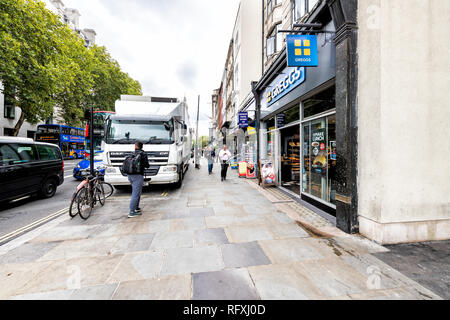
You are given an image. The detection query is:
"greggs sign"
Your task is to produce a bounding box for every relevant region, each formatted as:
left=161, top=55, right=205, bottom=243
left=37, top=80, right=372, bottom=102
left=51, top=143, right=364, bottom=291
left=266, top=67, right=305, bottom=107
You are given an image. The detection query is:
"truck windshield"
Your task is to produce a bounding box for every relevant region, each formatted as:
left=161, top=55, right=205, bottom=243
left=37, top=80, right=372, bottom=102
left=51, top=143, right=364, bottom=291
left=106, top=120, right=173, bottom=144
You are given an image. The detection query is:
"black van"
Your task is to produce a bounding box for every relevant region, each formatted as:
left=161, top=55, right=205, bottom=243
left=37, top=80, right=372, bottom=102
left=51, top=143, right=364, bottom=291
left=0, top=137, right=64, bottom=203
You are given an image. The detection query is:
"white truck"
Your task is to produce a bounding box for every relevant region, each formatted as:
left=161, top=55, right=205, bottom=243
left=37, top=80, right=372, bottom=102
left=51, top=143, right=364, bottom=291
left=103, top=95, right=192, bottom=188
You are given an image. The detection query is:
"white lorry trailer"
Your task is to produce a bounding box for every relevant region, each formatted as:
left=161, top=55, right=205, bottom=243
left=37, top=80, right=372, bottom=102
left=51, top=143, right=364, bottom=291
left=103, top=95, right=192, bottom=188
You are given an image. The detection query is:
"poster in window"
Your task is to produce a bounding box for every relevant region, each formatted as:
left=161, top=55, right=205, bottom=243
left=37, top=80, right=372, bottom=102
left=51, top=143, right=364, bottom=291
left=311, top=128, right=327, bottom=174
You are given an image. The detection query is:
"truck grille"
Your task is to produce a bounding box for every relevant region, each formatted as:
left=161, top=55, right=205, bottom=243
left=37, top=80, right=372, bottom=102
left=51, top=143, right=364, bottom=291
left=119, top=165, right=161, bottom=177
left=109, top=151, right=169, bottom=167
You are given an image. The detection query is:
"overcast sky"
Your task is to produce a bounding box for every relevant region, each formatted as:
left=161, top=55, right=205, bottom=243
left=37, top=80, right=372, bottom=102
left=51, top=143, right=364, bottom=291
left=62, top=0, right=240, bottom=136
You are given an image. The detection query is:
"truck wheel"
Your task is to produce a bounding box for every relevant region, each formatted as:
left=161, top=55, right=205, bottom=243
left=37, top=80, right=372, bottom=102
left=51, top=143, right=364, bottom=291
left=40, top=178, right=57, bottom=199
left=174, top=171, right=183, bottom=189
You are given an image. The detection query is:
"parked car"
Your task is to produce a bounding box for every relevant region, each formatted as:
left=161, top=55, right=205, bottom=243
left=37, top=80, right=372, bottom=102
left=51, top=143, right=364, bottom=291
left=0, top=137, right=64, bottom=203
left=73, top=151, right=106, bottom=180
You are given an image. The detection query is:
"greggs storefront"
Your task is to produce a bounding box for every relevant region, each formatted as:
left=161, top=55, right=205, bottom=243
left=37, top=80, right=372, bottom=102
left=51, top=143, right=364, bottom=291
left=257, top=18, right=338, bottom=217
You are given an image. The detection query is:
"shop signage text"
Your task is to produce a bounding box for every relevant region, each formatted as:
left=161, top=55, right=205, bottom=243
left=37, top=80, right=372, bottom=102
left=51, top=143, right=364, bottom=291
left=277, top=113, right=286, bottom=128
left=266, top=67, right=305, bottom=107
left=238, top=112, right=249, bottom=129
left=287, top=35, right=319, bottom=67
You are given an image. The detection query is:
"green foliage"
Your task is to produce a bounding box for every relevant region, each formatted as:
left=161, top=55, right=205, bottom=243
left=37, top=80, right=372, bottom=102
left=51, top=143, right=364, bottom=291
left=0, top=0, right=142, bottom=134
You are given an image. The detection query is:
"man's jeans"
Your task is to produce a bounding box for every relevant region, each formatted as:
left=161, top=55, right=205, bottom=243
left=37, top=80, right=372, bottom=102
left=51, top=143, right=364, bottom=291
left=208, top=160, right=214, bottom=174
left=128, top=174, right=144, bottom=213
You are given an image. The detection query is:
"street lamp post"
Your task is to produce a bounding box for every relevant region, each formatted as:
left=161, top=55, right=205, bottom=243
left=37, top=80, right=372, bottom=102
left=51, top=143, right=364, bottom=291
left=195, top=95, right=200, bottom=169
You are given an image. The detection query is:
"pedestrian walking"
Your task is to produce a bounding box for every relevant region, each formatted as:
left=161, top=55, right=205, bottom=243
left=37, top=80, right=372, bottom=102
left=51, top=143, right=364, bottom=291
left=123, top=141, right=150, bottom=218
left=206, top=146, right=215, bottom=175
left=219, top=144, right=232, bottom=181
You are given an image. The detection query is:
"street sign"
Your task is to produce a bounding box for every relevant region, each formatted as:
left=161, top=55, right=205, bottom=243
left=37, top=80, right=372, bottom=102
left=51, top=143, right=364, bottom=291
left=287, top=35, right=318, bottom=67
left=238, top=112, right=249, bottom=129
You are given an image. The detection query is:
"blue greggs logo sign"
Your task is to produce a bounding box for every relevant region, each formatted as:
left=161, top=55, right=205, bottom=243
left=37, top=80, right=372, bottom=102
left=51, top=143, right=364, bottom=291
left=287, top=35, right=318, bottom=67
left=266, top=67, right=305, bottom=107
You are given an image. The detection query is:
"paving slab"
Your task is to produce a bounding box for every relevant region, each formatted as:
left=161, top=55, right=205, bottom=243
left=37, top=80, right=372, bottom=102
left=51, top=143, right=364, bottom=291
left=193, top=269, right=260, bottom=300
left=267, top=223, right=310, bottom=240
left=188, top=207, right=215, bottom=217
left=225, top=225, right=274, bottom=243
left=69, top=283, right=119, bottom=300
left=110, top=234, right=155, bottom=255
left=258, top=238, right=324, bottom=264
left=11, top=289, right=74, bottom=300
left=132, top=220, right=171, bottom=234
left=107, top=251, right=164, bottom=283
left=9, top=255, right=123, bottom=297
left=161, top=246, right=224, bottom=276
left=28, top=225, right=102, bottom=243
left=37, top=237, right=120, bottom=261
left=194, top=228, right=229, bottom=247
left=221, top=242, right=271, bottom=269
left=112, top=275, right=191, bottom=300
left=293, top=257, right=371, bottom=298
left=248, top=263, right=324, bottom=300
left=89, top=222, right=139, bottom=238
left=150, top=231, right=195, bottom=250
left=0, top=261, right=54, bottom=299
left=169, top=217, right=207, bottom=232
left=0, top=241, right=61, bottom=265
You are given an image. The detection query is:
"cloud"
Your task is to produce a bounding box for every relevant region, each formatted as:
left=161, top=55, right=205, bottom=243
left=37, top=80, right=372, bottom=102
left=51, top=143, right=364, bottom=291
left=62, top=0, right=240, bottom=136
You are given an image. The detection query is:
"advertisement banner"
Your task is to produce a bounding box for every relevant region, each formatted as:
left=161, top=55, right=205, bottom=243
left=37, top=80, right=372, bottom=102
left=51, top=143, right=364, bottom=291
left=246, top=162, right=256, bottom=179
left=261, top=160, right=276, bottom=187
left=311, top=128, right=327, bottom=174
left=238, top=162, right=247, bottom=178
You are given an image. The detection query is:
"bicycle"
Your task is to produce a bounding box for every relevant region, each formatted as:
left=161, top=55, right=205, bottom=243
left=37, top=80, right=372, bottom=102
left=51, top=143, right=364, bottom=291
left=69, top=171, right=115, bottom=219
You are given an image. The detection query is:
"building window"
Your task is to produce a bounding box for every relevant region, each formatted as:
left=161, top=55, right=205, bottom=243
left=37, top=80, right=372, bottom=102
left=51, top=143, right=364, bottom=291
left=4, top=95, right=15, bottom=119
left=3, top=128, right=15, bottom=136
left=292, top=0, right=320, bottom=23
left=267, top=0, right=280, bottom=17
left=234, top=64, right=239, bottom=89
left=266, top=24, right=282, bottom=57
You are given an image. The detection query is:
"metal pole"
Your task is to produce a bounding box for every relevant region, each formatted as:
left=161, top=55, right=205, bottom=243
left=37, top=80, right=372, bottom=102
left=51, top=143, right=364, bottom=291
left=89, top=106, right=94, bottom=176
left=195, top=95, right=200, bottom=169
left=251, top=82, right=262, bottom=186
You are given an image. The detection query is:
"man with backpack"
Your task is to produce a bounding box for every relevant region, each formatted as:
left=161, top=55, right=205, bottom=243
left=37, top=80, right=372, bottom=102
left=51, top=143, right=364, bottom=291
left=122, top=141, right=150, bottom=218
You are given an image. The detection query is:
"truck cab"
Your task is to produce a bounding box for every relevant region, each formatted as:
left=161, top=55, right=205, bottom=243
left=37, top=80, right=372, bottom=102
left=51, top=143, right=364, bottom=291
left=103, top=96, right=191, bottom=188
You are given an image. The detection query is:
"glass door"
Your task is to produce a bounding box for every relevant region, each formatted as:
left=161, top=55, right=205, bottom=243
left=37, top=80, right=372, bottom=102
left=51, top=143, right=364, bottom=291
left=280, top=125, right=301, bottom=195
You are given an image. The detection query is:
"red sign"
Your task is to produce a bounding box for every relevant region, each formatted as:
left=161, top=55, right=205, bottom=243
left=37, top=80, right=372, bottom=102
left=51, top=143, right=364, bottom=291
left=320, top=143, right=326, bottom=151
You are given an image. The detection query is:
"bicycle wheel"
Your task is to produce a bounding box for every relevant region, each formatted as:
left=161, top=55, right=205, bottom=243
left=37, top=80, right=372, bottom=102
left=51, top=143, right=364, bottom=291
left=100, top=182, right=114, bottom=198
left=95, top=183, right=106, bottom=207
left=78, top=188, right=93, bottom=220
left=69, top=188, right=85, bottom=218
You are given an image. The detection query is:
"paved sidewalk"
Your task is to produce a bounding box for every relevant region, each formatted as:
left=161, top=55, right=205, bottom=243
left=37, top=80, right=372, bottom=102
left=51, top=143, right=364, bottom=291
left=0, top=159, right=443, bottom=300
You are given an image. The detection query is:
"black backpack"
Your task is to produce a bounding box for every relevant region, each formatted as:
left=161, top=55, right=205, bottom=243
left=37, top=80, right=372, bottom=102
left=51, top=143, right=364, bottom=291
left=122, top=152, right=142, bottom=175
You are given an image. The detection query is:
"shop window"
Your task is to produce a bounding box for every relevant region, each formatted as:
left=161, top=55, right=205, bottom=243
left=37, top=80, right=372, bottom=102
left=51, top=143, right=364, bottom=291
left=302, top=86, right=335, bottom=119
left=302, top=113, right=337, bottom=206
left=264, top=118, right=276, bottom=159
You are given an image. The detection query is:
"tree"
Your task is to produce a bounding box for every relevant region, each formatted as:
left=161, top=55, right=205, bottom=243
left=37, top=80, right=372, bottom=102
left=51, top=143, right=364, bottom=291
left=0, top=0, right=65, bottom=135
left=0, top=0, right=142, bottom=135
left=84, top=45, right=142, bottom=113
